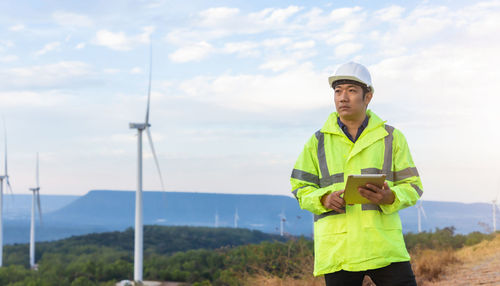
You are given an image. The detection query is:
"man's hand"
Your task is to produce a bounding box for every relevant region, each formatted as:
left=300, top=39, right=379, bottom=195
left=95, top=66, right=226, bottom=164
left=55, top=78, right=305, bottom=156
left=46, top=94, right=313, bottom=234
left=321, top=190, right=346, bottom=213
left=358, top=182, right=395, bottom=205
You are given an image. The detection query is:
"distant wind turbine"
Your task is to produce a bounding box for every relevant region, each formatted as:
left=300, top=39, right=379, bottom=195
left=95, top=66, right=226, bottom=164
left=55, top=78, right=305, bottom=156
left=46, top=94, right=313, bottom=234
left=215, top=210, right=219, bottom=228
left=311, top=213, right=314, bottom=238
left=493, top=190, right=499, bottom=232
left=417, top=200, right=427, bottom=233
left=279, top=210, right=286, bottom=236
left=234, top=208, right=239, bottom=228
left=0, top=120, right=13, bottom=267
left=29, top=153, right=42, bottom=269
left=129, top=40, right=165, bottom=283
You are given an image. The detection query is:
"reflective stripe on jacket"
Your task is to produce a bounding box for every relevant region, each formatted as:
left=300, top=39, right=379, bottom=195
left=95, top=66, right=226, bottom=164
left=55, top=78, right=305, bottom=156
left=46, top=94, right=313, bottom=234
left=290, top=110, right=423, bottom=276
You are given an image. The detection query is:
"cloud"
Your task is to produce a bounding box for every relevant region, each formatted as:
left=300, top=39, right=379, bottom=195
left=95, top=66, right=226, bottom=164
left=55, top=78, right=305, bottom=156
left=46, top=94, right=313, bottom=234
left=9, top=24, right=25, bottom=31
left=259, top=58, right=297, bottom=72
left=75, top=42, right=86, bottom=49
left=335, top=42, right=362, bottom=57
left=166, top=6, right=304, bottom=46
left=94, top=26, right=154, bottom=51
left=169, top=41, right=214, bottom=62
left=0, top=90, right=70, bottom=107
left=0, top=40, right=14, bottom=52
left=35, top=42, right=61, bottom=56
left=130, top=67, right=142, bottom=74
left=329, top=6, right=363, bottom=21
left=288, top=40, right=315, bottom=50
left=248, top=6, right=303, bottom=26
left=103, top=68, right=121, bottom=74
left=198, top=7, right=240, bottom=27
left=374, top=5, right=405, bottom=22
left=223, top=41, right=260, bottom=57
left=52, top=11, right=93, bottom=28
left=165, top=5, right=366, bottom=63
left=0, top=55, right=18, bottom=62
left=0, top=61, right=92, bottom=88
left=177, top=63, right=331, bottom=112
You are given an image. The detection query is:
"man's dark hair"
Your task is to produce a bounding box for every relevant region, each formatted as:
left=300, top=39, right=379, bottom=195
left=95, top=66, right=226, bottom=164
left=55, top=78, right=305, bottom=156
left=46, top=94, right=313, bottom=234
left=332, top=79, right=370, bottom=98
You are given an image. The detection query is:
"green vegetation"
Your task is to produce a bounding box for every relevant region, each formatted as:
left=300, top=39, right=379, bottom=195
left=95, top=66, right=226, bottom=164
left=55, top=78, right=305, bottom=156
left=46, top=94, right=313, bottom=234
left=0, top=226, right=496, bottom=286
left=404, top=227, right=497, bottom=252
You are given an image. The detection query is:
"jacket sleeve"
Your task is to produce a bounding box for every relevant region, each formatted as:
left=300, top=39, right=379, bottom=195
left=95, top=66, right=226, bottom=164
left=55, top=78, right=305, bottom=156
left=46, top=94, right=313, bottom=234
left=290, top=134, right=333, bottom=215
left=380, top=129, right=423, bottom=214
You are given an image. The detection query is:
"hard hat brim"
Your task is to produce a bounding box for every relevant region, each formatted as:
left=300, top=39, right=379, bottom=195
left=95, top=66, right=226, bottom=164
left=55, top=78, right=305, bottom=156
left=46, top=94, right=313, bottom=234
left=328, top=75, right=374, bottom=93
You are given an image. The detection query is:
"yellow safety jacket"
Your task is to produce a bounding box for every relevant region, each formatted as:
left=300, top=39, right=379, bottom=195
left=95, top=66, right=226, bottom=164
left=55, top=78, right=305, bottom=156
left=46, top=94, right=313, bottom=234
left=290, top=110, right=423, bottom=276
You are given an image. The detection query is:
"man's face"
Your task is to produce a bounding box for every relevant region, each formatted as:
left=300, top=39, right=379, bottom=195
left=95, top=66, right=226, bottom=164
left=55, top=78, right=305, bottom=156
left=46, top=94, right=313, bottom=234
left=334, top=83, right=372, bottom=120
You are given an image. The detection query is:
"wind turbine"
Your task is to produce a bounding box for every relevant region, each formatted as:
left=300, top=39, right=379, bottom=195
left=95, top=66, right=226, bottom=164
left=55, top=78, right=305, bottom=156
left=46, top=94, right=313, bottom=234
left=234, top=208, right=239, bottom=228
left=279, top=210, right=286, bottom=236
left=493, top=190, right=499, bottom=232
left=29, top=153, right=42, bottom=269
left=417, top=200, right=427, bottom=233
left=129, top=41, right=165, bottom=283
left=0, top=121, right=13, bottom=267
left=215, top=210, right=219, bottom=228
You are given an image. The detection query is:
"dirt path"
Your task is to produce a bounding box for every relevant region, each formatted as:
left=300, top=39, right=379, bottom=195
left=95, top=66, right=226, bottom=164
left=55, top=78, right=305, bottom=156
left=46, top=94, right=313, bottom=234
left=426, top=235, right=500, bottom=286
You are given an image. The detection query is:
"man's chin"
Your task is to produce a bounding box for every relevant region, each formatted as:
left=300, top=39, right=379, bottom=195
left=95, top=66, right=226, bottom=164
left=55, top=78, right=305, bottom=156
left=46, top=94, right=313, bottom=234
left=337, top=110, right=363, bottom=120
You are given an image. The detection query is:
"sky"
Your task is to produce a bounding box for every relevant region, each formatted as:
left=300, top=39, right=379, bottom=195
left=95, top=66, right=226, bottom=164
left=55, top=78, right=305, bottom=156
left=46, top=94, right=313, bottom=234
left=0, top=0, right=499, bottom=204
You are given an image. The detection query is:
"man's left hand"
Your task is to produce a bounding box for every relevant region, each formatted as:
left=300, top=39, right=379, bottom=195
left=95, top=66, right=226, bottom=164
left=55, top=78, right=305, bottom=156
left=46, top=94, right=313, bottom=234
left=358, top=182, right=395, bottom=205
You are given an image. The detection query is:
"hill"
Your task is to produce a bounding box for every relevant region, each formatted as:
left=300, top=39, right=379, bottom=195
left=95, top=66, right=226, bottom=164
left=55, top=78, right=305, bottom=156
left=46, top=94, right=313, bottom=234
left=1, top=225, right=294, bottom=285
left=4, top=190, right=499, bottom=244
left=3, top=194, right=78, bottom=220
left=4, top=225, right=287, bottom=268
left=2, top=225, right=496, bottom=286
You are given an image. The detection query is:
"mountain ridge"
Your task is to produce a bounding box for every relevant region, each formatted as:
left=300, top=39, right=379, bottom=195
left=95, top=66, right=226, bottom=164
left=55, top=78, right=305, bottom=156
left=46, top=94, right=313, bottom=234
left=4, top=190, right=498, bottom=244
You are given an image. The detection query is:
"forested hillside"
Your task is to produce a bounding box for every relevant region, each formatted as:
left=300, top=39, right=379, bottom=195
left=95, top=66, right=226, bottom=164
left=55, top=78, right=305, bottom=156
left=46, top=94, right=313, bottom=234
left=1, top=226, right=497, bottom=286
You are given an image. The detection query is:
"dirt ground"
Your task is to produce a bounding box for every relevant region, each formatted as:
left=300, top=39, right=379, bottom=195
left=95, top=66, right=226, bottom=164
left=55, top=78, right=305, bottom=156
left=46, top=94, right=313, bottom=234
left=425, top=235, right=500, bottom=286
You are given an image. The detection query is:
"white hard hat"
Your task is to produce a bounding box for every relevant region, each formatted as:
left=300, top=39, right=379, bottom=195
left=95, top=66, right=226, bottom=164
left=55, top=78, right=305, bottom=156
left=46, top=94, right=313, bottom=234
left=328, top=62, right=374, bottom=93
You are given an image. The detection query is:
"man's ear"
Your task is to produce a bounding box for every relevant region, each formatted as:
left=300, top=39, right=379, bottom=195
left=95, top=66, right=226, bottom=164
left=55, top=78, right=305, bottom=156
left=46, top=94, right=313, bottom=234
left=364, top=91, right=373, bottom=106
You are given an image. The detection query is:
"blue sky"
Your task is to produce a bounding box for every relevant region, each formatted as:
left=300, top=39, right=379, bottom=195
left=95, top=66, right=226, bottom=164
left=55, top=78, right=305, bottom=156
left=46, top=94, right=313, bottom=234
left=1, top=0, right=499, bottom=204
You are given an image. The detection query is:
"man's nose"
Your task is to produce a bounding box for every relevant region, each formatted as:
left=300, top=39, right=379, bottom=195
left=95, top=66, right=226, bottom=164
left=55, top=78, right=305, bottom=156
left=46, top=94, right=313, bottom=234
left=339, top=90, right=348, bottom=101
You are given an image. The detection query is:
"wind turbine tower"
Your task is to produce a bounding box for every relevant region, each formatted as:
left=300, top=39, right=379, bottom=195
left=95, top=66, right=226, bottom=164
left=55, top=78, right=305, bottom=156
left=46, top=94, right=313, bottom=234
left=279, top=211, right=286, bottom=236
left=215, top=210, right=219, bottom=228
left=29, top=153, right=42, bottom=269
left=493, top=199, right=497, bottom=232
left=493, top=191, right=499, bottom=232
left=417, top=200, right=427, bottom=233
left=129, top=41, right=165, bottom=283
left=0, top=122, right=13, bottom=267
left=234, top=208, right=239, bottom=228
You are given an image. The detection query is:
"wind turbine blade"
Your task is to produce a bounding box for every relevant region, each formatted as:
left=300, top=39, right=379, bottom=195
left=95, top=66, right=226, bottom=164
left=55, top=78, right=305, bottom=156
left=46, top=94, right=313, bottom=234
left=146, top=127, right=165, bottom=191
left=36, top=190, right=42, bottom=224
left=145, top=39, right=153, bottom=125
left=6, top=178, right=13, bottom=195
left=419, top=202, right=427, bottom=219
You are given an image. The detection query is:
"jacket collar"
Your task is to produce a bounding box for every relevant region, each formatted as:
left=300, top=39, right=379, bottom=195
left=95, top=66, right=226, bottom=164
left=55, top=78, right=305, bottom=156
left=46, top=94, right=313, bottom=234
left=321, top=109, right=385, bottom=135
left=321, top=110, right=389, bottom=161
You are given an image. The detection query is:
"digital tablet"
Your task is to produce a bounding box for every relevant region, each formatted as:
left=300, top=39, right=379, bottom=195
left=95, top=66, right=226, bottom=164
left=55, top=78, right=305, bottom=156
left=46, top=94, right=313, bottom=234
left=343, top=174, right=386, bottom=204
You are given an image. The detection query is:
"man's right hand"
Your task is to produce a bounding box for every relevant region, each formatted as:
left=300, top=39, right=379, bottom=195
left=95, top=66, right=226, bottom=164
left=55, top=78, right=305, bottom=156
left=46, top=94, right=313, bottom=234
left=321, top=190, right=346, bottom=213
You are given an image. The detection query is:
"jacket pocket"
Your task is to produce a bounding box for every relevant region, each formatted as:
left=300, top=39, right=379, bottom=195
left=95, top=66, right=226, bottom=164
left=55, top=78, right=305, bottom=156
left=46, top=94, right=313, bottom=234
left=361, top=210, right=402, bottom=230
left=315, top=212, right=347, bottom=235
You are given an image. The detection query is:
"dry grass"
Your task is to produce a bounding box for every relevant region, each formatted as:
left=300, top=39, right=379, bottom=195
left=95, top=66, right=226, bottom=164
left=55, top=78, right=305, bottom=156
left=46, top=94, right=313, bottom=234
left=243, top=234, right=500, bottom=286
left=455, top=232, right=500, bottom=263
left=245, top=275, right=324, bottom=286
left=245, top=274, right=376, bottom=286
left=411, top=249, right=459, bottom=284
left=412, top=233, right=500, bottom=286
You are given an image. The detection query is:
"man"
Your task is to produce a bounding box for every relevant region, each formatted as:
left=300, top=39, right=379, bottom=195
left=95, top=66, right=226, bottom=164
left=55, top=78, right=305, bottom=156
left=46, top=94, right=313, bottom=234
left=290, top=62, right=422, bottom=285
